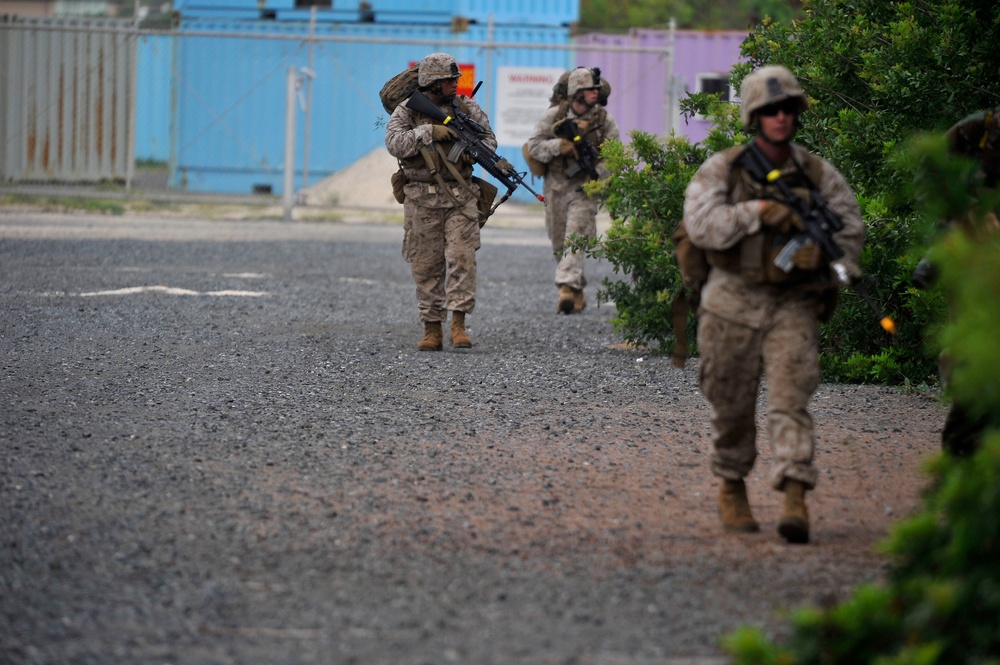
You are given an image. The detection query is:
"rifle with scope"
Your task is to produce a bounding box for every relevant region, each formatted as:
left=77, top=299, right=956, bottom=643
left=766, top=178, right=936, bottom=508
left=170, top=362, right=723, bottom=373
left=405, top=90, right=545, bottom=212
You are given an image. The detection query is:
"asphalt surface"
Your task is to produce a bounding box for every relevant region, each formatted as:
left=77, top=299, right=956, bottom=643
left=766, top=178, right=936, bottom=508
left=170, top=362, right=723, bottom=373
left=0, top=208, right=945, bottom=665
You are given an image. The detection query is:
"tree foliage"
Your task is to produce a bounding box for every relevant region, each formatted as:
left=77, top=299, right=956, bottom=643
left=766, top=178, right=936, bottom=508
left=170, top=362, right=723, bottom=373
left=579, top=0, right=802, bottom=31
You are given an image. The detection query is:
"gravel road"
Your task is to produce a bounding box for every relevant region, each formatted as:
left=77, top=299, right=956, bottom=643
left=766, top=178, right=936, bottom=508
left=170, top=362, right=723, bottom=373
left=1, top=209, right=945, bottom=665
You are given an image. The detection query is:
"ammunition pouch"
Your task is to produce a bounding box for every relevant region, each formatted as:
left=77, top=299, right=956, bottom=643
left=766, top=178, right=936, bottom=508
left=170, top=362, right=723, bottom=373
left=522, top=142, right=547, bottom=177
left=473, top=176, right=498, bottom=227
left=391, top=167, right=406, bottom=204
left=706, top=231, right=825, bottom=287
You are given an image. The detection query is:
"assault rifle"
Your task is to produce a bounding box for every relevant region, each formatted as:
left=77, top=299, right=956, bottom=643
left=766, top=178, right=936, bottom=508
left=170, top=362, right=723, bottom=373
left=740, top=142, right=896, bottom=334
left=406, top=90, right=545, bottom=210
left=553, top=118, right=601, bottom=180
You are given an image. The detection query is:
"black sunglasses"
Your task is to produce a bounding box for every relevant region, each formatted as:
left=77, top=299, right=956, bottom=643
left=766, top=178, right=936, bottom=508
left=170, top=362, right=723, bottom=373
left=757, top=99, right=800, bottom=117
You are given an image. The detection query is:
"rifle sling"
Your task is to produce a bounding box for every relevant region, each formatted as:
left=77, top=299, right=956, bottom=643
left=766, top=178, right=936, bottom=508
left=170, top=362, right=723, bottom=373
left=416, top=144, right=472, bottom=208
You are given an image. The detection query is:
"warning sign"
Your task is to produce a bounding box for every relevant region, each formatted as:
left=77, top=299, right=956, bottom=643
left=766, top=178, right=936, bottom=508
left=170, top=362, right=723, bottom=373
left=494, top=66, right=566, bottom=146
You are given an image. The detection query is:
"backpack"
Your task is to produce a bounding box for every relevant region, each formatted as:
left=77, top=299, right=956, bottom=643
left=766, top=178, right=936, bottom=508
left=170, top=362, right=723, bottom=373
left=379, top=65, right=420, bottom=115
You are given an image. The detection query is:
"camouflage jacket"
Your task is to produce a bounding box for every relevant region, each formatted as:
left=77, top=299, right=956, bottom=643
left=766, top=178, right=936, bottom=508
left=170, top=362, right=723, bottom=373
left=525, top=102, right=620, bottom=191
left=683, top=141, right=864, bottom=329
left=385, top=95, right=497, bottom=185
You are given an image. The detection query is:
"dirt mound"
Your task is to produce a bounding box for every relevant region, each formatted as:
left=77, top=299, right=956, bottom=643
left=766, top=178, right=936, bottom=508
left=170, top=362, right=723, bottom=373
left=300, top=149, right=398, bottom=208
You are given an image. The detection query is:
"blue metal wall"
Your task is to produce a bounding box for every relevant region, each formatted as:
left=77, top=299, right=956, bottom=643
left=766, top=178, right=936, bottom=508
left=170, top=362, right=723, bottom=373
left=170, top=15, right=573, bottom=196
left=172, top=0, right=577, bottom=26
left=136, top=34, right=173, bottom=162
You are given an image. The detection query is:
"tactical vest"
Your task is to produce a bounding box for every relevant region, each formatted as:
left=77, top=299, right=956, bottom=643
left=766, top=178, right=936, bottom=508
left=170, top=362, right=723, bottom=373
left=546, top=102, right=609, bottom=177
left=706, top=143, right=829, bottom=287
left=669, top=143, right=834, bottom=367
left=399, top=96, right=476, bottom=184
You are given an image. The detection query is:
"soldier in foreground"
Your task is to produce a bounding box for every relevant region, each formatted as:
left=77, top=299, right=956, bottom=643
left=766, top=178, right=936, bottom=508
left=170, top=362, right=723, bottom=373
left=682, top=65, right=865, bottom=544
left=525, top=67, right=620, bottom=314
left=385, top=53, right=502, bottom=351
left=914, top=105, right=1000, bottom=455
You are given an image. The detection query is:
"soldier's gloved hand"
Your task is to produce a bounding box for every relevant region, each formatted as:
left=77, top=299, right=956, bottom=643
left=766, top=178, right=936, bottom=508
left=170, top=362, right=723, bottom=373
left=558, top=139, right=578, bottom=157
left=574, top=120, right=590, bottom=134
left=431, top=125, right=457, bottom=142
left=760, top=201, right=804, bottom=234
left=494, top=158, right=514, bottom=175
left=841, top=259, right=863, bottom=284
left=792, top=243, right=823, bottom=271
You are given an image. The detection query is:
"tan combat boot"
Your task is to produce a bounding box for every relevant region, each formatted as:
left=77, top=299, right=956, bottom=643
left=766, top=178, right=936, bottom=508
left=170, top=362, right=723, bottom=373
left=417, top=321, right=443, bottom=352
left=778, top=479, right=810, bottom=544
left=572, top=287, right=586, bottom=313
left=557, top=285, right=575, bottom=314
left=719, top=478, right=760, bottom=533
left=450, top=311, right=472, bottom=348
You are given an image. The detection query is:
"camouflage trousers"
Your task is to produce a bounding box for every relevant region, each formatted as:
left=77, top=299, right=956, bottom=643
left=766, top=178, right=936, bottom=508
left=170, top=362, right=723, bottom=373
left=543, top=181, right=599, bottom=290
left=696, top=307, right=821, bottom=490
left=401, top=191, right=481, bottom=322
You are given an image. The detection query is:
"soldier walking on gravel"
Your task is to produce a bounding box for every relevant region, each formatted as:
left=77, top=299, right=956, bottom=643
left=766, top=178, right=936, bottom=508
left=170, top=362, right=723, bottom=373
left=682, top=65, right=865, bottom=544
left=385, top=52, right=502, bottom=351
left=525, top=67, right=620, bottom=315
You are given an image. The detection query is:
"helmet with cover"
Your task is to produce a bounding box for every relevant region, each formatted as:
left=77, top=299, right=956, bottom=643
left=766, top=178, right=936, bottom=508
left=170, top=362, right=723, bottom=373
left=739, top=65, right=808, bottom=129
left=418, top=52, right=461, bottom=88
left=567, top=67, right=601, bottom=98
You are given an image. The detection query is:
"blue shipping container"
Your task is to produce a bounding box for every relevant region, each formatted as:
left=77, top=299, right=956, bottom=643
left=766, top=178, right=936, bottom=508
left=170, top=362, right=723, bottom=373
left=170, top=16, right=572, bottom=199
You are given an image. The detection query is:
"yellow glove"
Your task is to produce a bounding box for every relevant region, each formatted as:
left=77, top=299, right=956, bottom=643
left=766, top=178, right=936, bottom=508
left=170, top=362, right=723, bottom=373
left=761, top=201, right=804, bottom=234
left=792, top=243, right=823, bottom=271
left=431, top=125, right=456, bottom=142
left=558, top=139, right=578, bottom=157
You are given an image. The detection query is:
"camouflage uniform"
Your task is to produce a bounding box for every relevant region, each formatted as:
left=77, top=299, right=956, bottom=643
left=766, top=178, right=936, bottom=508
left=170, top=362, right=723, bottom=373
left=684, top=143, right=864, bottom=491
left=384, top=64, right=497, bottom=326
left=936, top=106, right=1000, bottom=455
left=526, top=69, right=620, bottom=299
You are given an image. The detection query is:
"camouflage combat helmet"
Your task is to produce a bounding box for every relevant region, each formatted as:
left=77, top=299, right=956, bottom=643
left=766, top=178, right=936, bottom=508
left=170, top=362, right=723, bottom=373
left=567, top=67, right=601, bottom=98
left=418, top=52, right=461, bottom=88
left=739, top=65, right=809, bottom=129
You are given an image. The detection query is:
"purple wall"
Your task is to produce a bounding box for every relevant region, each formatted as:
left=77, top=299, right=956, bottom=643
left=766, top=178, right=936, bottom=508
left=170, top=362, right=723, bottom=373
left=577, top=29, right=746, bottom=144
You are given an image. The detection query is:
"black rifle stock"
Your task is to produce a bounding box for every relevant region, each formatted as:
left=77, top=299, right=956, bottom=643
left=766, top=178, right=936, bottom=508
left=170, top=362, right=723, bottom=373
left=553, top=118, right=601, bottom=180
left=405, top=90, right=545, bottom=211
left=740, top=142, right=895, bottom=334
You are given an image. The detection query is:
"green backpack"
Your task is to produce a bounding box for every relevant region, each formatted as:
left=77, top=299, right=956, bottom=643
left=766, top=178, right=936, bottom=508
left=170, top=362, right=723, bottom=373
left=379, top=65, right=420, bottom=115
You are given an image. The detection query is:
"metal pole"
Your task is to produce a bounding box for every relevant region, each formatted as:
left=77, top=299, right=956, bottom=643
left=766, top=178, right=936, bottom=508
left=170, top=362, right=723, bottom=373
left=664, top=17, right=676, bottom=136
left=302, top=6, right=315, bottom=189
left=283, top=66, right=296, bottom=222
left=125, top=4, right=139, bottom=194
left=485, top=13, right=493, bottom=114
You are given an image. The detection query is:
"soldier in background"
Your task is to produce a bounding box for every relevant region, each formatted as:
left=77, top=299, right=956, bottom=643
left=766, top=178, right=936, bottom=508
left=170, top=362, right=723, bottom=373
left=914, top=105, right=1000, bottom=455
left=525, top=67, right=620, bottom=314
left=682, top=65, right=865, bottom=544
left=385, top=53, right=503, bottom=351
